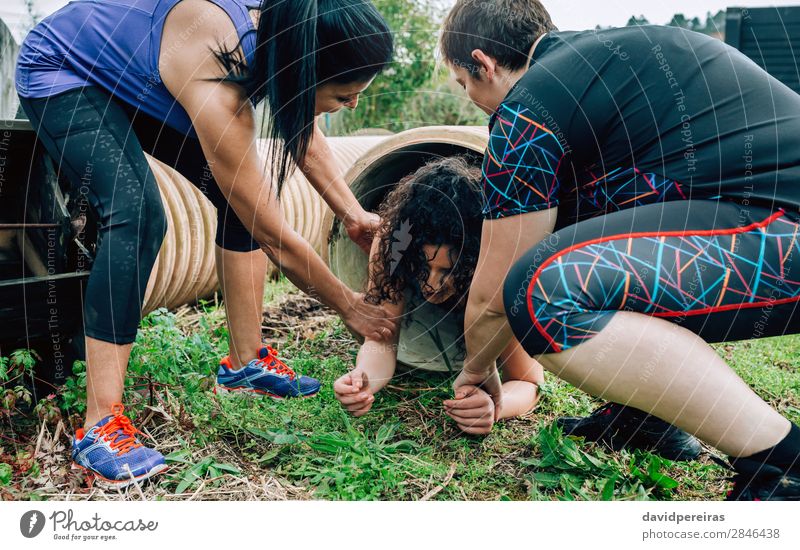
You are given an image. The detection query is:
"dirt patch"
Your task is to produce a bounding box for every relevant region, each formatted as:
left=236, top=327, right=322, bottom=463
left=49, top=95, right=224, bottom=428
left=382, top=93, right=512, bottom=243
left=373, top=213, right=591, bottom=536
left=261, top=294, right=339, bottom=345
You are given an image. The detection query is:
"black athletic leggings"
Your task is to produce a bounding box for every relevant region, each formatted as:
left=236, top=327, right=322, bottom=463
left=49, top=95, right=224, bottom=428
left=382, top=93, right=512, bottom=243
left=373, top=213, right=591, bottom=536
left=504, top=200, right=800, bottom=355
left=19, top=86, right=260, bottom=344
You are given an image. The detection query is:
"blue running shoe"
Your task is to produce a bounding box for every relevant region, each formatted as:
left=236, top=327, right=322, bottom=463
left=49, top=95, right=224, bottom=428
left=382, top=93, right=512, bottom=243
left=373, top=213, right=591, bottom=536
left=71, top=404, right=167, bottom=488
left=215, top=345, right=321, bottom=398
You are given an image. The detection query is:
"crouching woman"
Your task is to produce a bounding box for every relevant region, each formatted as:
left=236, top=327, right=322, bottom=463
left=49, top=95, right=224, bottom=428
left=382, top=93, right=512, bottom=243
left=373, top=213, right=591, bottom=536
left=334, top=158, right=544, bottom=433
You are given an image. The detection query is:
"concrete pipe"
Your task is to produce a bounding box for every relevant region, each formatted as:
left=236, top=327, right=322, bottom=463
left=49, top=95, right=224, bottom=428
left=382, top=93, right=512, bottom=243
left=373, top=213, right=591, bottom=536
left=141, top=135, right=388, bottom=316
left=325, top=126, right=489, bottom=372
left=255, top=136, right=386, bottom=269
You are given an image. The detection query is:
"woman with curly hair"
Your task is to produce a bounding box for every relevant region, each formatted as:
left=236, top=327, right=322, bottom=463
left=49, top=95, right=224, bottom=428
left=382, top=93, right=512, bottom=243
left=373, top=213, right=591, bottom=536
left=333, top=157, right=544, bottom=434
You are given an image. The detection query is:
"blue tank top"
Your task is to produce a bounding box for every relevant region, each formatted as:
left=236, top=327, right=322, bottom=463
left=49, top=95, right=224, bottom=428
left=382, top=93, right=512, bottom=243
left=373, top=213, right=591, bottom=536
left=15, top=0, right=258, bottom=136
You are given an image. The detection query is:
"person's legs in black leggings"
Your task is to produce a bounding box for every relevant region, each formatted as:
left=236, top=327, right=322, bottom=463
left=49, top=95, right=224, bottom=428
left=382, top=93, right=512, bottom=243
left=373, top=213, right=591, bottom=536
left=118, top=102, right=259, bottom=252
left=504, top=200, right=800, bottom=495
left=119, top=103, right=267, bottom=368
left=19, top=86, right=167, bottom=427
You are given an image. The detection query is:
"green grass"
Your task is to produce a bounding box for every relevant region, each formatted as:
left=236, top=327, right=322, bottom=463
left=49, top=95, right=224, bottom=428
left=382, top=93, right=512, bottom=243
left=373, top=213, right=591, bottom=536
left=2, top=277, right=800, bottom=501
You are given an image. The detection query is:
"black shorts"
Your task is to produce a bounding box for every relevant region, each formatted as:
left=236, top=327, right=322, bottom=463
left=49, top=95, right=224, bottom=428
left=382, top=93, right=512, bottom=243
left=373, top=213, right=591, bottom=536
left=504, top=200, right=800, bottom=355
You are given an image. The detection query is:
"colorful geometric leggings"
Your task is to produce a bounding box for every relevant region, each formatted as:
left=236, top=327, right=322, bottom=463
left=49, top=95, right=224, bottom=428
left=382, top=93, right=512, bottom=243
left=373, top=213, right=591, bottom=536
left=503, top=200, right=800, bottom=355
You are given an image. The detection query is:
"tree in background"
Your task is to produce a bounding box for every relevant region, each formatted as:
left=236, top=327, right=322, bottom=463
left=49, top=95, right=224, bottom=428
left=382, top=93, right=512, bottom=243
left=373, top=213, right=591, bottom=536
left=668, top=10, right=726, bottom=36
left=22, top=0, right=40, bottom=35
left=626, top=15, right=650, bottom=27
left=700, top=10, right=726, bottom=36
left=324, top=3, right=728, bottom=137
left=670, top=13, right=690, bottom=28
left=325, top=0, right=485, bottom=136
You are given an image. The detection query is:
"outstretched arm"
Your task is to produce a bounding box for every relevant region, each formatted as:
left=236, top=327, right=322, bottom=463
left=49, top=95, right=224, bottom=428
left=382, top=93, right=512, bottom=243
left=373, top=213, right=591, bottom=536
left=302, top=123, right=378, bottom=254
left=334, top=235, right=404, bottom=415
left=496, top=339, right=545, bottom=420
left=159, top=2, right=397, bottom=342
left=454, top=101, right=564, bottom=410
left=455, top=208, right=557, bottom=410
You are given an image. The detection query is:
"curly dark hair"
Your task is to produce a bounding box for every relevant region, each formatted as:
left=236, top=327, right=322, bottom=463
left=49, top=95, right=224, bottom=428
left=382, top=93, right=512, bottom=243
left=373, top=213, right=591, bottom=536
left=366, top=156, right=483, bottom=312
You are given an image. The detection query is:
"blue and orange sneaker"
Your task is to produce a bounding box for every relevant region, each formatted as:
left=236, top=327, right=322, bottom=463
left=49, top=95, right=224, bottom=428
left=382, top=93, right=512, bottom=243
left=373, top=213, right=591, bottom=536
left=71, top=403, right=167, bottom=488
left=215, top=345, right=321, bottom=398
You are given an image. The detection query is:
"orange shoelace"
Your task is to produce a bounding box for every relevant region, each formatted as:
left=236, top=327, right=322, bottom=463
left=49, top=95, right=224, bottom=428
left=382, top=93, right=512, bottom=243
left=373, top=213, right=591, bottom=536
left=96, top=404, right=143, bottom=456
left=256, top=345, right=296, bottom=380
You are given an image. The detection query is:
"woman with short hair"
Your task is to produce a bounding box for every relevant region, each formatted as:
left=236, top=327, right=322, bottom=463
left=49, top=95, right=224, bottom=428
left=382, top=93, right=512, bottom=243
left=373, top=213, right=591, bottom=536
left=441, top=0, right=800, bottom=500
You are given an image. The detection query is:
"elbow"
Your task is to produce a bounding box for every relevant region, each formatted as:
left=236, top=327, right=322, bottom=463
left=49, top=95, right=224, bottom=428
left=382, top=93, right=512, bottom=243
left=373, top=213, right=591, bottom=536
left=527, top=385, right=541, bottom=414
left=510, top=381, right=542, bottom=417
left=466, top=290, right=506, bottom=321
left=257, top=232, right=281, bottom=262
left=519, top=399, right=539, bottom=418
left=257, top=223, right=296, bottom=266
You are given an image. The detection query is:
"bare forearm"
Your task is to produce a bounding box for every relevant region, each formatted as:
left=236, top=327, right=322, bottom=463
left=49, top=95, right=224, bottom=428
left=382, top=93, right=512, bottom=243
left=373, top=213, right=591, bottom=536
left=259, top=225, right=352, bottom=314
left=463, top=300, right=514, bottom=375
left=167, top=33, right=366, bottom=323
left=461, top=209, right=559, bottom=378
left=302, top=126, right=362, bottom=221
left=355, top=339, right=398, bottom=394
left=497, top=380, right=539, bottom=420
left=215, top=163, right=353, bottom=314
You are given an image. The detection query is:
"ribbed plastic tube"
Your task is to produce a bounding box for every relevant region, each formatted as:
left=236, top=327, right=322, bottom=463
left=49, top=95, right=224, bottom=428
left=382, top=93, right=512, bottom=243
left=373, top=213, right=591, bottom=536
left=142, top=135, right=387, bottom=315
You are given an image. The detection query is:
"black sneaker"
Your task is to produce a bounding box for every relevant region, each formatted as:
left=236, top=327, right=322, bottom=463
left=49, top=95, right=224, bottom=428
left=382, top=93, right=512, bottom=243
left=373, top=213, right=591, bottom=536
left=555, top=402, right=703, bottom=461
left=727, top=457, right=800, bottom=501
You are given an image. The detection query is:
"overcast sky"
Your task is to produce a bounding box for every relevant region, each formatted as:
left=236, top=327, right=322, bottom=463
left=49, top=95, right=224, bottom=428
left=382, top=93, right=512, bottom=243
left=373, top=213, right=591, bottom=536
left=3, top=0, right=800, bottom=41
left=539, top=0, right=799, bottom=30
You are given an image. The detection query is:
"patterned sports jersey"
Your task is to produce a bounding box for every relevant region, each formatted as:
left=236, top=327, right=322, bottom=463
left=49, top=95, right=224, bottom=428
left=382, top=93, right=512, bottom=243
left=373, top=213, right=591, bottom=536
left=481, top=26, right=800, bottom=223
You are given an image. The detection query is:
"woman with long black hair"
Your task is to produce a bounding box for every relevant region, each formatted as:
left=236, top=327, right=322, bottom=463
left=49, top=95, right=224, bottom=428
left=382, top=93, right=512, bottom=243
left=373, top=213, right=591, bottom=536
left=15, top=0, right=397, bottom=487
